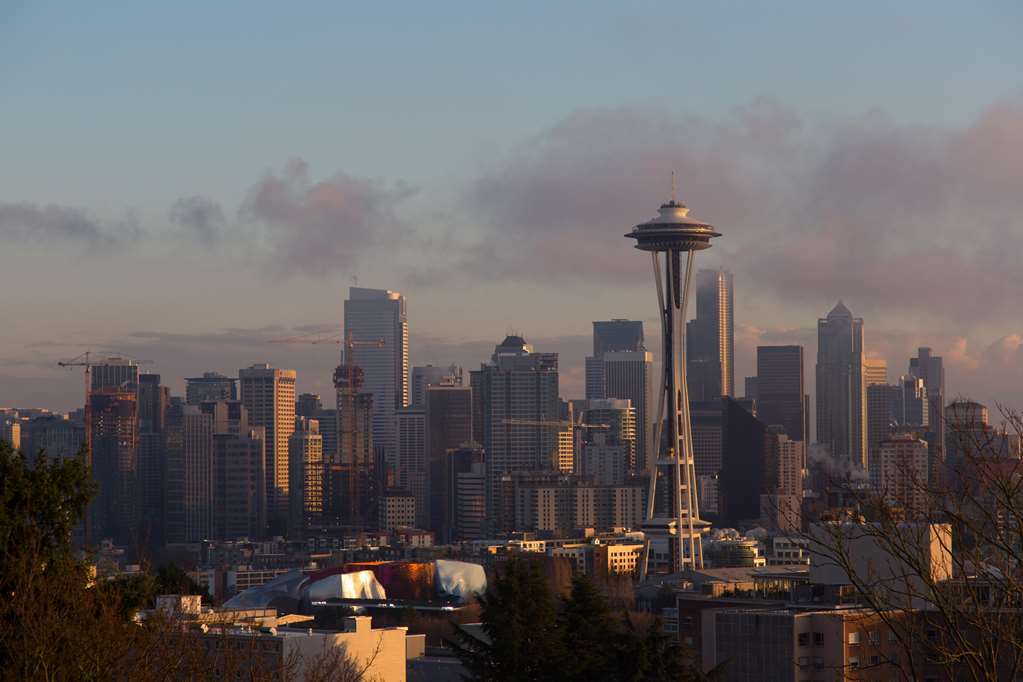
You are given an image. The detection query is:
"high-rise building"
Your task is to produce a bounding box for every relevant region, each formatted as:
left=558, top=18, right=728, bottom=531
left=208, top=402, right=265, bottom=542
left=686, top=269, right=734, bottom=400
left=580, top=398, right=636, bottom=474
left=330, top=360, right=375, bottom=530
left=755, top=346, right=807, bottom=442
left=450, top=447, right=486, bottom=541
left=21, top=415, right=84, bottom=462
left=163, top=398, right=186, bottom=544
left=760, top=430, right=805, bottom=533
left=719, top=398, right=770, bottom=526
left=593, top=319, right=645, bottom=357
left=185, top=372, right=237, bottom=405
left=901, top=375, right=929, bottom=428
left=296, top=393, right=322, bottom=418
left=863, top=358, right=888, bottom=387
left=602, top=351, right=652, bottom=472
left=471, top=335, right=559, bottom=533
left=0, top=417, right=21, bottom=450
left=394, top=407, right=426, bottom=528
left=909, top=347, right=946, bottom=480
left=425, top=383, right=473, bottom=541
left=239, top=364, right=297, bottom=531
left=816, top=301, right=866, bottom=471
left=288, top=417, right=323, bottom=537
left=411, top=365, right=461, bottom=409
left=90, top=389, right=138, bottom=545
left=182, top=405, right=215, bottom=542
left=866, top=383, right=902, bottom=489
left=137, top=374, right=168, bottom=549
left=879, top=433, right=929, bottom=515
left=91, top=357, right=139, bottom=392
left=344, top=287, right=409, bottom=471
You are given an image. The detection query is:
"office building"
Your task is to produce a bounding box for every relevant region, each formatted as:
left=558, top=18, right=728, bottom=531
left=90, top=389, right=138, bottom=545
left=214, top=422, right=266, bottom=542
left=901, top=375, right=929, bottom=428
left=754, top=346, right=807, bottom=442
left=1, top=417, right=20, bottom=450
left=137, top=373, right=168, bottom=549
left=411, top=364, right=461, bottom=409
left=185, top=372, right=237, bottom=405
left=816, top=301, right=866, bottom=470
left=239, top=364, right=297, bottom=531
left=760, top=432, right=805, bottom=532
left=719, top=398, right=769, bottom=526
left=295, top=393, right=322, bottom=418
left=394, top=407, right=427, bottom=528
left=343, top=287, right=409, bottom=469
left=182, top=405, right=215, bottom=542
left=577, top=398, right=636, bottom=483
left=91, top=356, right=139, bottom=392
left=425, top=383, right=473, bottom=540
left=593, top=319, right=645, bottom=357
left=163, top=398, right=186, bottom=544
left=686, top=269, right=734, bottom=400
left=945, top=400, right=1021, bottom=463
left=866, top=383, right=902, bottom=488
left=471, top=335, right=559, bottom=532
left=288, top=417, right=323, bottom=537
left=909, top=347, right=946, bottom=480
left=21, top=414, right=84, bottom=462
left=451, top=447, right=486, bottom=541
left=863, top=358, right=888, bottom=387
left=378, top=492, right=416, bottom=532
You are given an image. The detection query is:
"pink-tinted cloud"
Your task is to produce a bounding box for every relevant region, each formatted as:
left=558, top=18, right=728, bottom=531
left=239, top=159, right=414, bottom=275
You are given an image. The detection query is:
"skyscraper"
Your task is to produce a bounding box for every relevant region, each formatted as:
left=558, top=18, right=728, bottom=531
left=471, top=335, right=559, bottom=533
left=239, top=364, right=297, bottom=531
left=210, top=403, right=265, bottom=542
left=185, top=372, right=238, bottom=405
left=686, top=269, right=734, bottom=400
left=137, top=374, right=168, bottom=549
left=288, top=417, right=323, bottom=537
left=816, top=302, right=866, bottom=471
left=425, top=382, right=473, bottom=541
left=90, top=389, right=138, bottom=545
left=866, top=383, right=902, bottom=488
left=344, top=287, right=409, bottom=470
left=182, top=405, right=214, bottom=542
left=585, top=320, right=651, bottom=473
left=330, top=359, right=375, bottom=530
left=394, top=407, right=426, bottom=527
left=909, top=347, right=946, bottom=477
left=580, top=398, right=637, bottom=475
left=411, top=365, right=460, bottom=409
left=755, top=346, right=807, bottom=443
left=91, top=357, right=139, bottom=392
left=863, top=358, right=888, bottom=387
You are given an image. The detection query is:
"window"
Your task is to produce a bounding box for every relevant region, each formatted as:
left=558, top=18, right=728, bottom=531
left=869, top=630, right=880, bottom=644
left=870, top=655, right=881, bottom=666
left=849, top=657, right=859, bottom=669
left=888, top=630, right=897, bottom=642
left=798, top=632, right=810, bottom=646
left=797, top=656, right=809, bottom=666
left=926, top=629, right=938, bottom=642
left=813, top=632, right=824, bottom=645
left=848, top=631, right=860, bottom=645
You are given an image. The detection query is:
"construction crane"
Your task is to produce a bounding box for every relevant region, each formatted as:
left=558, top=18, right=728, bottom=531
left=270, top=330, right=384, bottom=363
left=499, top=418, right=609, bottom=430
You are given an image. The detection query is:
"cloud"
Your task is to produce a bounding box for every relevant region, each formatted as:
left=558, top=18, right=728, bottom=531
left=448, top=97, right=1023, bottom=328
left=0, top=202, right=140, bottom=249
left=239, top=158, right=414, bottom=276
left=169, top=196, right=225, bottom=246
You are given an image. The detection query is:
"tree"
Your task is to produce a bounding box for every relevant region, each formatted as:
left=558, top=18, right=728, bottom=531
left=802, top=404, right=1023, bottom=682
left=451, top=557, right=564, bottom=681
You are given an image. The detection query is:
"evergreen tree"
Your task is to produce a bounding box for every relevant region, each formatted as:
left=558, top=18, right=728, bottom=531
left=557, top=574, right=618, bottom=680
left=451, top=556, right=564, bottom=681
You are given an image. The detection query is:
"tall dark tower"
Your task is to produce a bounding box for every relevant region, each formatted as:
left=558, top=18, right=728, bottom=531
left=626, top=181, right=720, bottom=575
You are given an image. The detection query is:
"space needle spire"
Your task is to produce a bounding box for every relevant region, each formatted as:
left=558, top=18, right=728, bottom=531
left=626, top=181, right=720, bottom=576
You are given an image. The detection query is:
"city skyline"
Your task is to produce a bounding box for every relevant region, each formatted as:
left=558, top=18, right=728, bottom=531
left=3, top=4, right=1023, bottom=416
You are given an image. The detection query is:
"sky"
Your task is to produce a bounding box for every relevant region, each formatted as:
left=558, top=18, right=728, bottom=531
left=2, top=1, right=1023, bottom=414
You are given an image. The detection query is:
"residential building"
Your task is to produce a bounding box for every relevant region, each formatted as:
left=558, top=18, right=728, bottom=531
left=866, top=383, right=902, bottom=489
left=330, top=361, right=375, bottom=531
left=378, top=492, right=416, bottom=532
left=91, top=356, right=139, bottom=392
left=879, top=434, right=929, bottom=515
left=581, top=398, right=637, bottom=471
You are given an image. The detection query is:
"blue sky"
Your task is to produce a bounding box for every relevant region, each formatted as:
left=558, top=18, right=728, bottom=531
left=3, top=2, right=1023, bottom=411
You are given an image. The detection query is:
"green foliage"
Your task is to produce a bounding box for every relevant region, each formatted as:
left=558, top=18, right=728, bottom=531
left=451, top=559, right=709, bottom=681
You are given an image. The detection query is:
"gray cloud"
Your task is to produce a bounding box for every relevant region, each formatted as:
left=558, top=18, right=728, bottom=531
left=169, top=196, right=226, bottom=246
left=0, top=202, right=140, bottom=249
left=448, top=97, right=1023, bottom=329
left=239, top=158, right=414, bottom=276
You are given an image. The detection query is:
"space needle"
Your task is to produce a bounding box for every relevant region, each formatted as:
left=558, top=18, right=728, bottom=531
left=627, top=176, right=720, bottom=576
